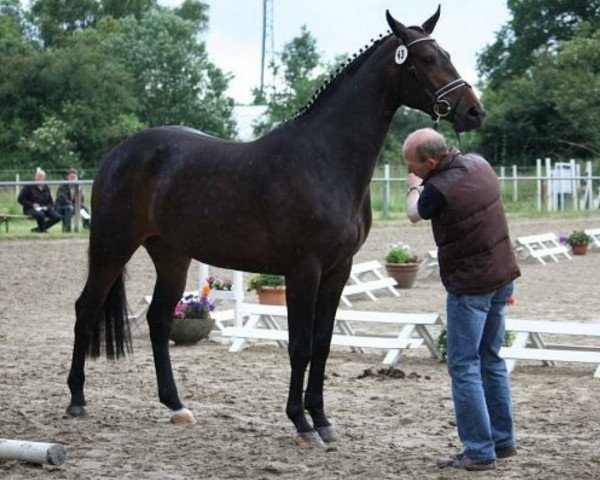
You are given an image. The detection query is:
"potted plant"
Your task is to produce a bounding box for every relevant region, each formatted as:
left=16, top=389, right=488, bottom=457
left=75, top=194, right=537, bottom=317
left=436, top=327, right=515, bottom=362
left=566, top=230, right=592, bottom=255
left=170, top=286, right=216, bottom=345
left=206, top=276, right=235, bottom=301
left=385, top=244, right=421, bottom=288
left=248, top=273, right=286, bottom=305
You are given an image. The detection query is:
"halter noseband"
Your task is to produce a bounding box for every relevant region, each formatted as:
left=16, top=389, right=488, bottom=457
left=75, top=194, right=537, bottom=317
left=404, top=37, right=471, bottom=131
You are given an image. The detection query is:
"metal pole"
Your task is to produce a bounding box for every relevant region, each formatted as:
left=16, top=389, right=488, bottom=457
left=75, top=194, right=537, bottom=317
left=260, top=0, right=267, bottom=97
left=536, top=158, right=542, bottom=211
left=383, top=164, right=390, bottom=218
left=545, top=157, right=552, bottom=212
left=570, top=159, right=578, bottom=211
left=512, top=164, right=518, bottom=202
left=74, top=182, right=81, bottom=232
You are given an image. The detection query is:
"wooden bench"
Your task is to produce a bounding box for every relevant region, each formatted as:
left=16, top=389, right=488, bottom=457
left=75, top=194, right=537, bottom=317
left=501, top=318, right=600, bottom=378
left=220, top=303, right=443, bottom=365
left=0, top=214, right=30, bottom=233
left=514, top=232, right=571, bottom=265
left=584, top=228, right=600, bottom=249
left=340, top=260, right=400, bottom=307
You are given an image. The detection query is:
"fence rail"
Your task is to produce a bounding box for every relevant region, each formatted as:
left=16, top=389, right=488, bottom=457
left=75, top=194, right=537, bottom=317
left=2, top=158, right=600, bottom=221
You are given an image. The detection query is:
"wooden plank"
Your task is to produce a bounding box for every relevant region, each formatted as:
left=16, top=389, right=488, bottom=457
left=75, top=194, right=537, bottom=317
left=237, top=303, right=441, bottom=326
left=342, top=278, right=397, bottom=296
left=350, top=260, right=383, bottom=274
left=500, top=347, right=600, bottom=364
left=506, top=319, right=600, bottom=336
left=221, top=327, right=424, bottom=350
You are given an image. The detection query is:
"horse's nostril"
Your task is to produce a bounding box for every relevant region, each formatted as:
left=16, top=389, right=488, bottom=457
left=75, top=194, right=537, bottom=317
left=468, top=107, right=485, bottom=120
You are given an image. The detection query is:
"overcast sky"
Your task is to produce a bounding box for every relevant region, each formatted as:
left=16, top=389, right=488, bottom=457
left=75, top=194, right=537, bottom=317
left=163, top=1, right=510, bottom=104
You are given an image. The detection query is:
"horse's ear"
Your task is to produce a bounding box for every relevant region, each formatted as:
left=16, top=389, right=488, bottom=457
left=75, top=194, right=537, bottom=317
left=421, top=5, right=441, bottom=34
left=386, top=10, right=409, bottom=42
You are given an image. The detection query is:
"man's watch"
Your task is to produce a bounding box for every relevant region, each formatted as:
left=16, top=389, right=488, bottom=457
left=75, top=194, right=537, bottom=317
left=407, top=186, right=420, bottom=196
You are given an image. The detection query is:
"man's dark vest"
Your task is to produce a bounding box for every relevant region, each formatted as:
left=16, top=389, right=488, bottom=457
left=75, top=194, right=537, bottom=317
left=424, top=149, right=520, bottom=295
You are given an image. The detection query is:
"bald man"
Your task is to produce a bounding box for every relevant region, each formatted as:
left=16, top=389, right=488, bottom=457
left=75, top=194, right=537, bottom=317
left=17, top=170, right=62, bottom=232
left=403, top=129, right=520, bottom=471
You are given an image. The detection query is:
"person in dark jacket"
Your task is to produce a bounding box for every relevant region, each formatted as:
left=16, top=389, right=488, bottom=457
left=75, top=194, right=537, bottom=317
left=403, top=129, right=521, bottom=472
left=17, top=169, right=62, bottom=233
left=56, top=168, right=88, bottom=232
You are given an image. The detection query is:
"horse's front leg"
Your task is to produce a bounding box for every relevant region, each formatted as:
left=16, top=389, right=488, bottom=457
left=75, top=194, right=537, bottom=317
left=284, top=258, right=324, bottom=448
left=304, top=259, right=352, bottom=443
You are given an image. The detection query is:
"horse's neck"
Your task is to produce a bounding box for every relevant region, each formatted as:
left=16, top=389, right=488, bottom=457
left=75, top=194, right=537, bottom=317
left=287, top=44, right=400, bottom=186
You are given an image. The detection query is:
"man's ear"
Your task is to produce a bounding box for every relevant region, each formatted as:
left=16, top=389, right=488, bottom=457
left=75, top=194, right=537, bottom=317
left=427, top=157, right=438, bottom=171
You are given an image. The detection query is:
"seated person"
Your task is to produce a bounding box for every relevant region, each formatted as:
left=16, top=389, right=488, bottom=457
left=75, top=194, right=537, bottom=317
left=56, top=168, right=90, bottom=231
left=17, top=169, right=62, bottom=233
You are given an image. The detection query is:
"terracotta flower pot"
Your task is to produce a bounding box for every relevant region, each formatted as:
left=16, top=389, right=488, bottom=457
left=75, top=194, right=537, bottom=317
left=385, top=262, right=421, bottom=289
left=170, top=316, right=215, bottom=345
left=258, top=286, right=287, bottom=305
left=571, top=243, right=588, bottom=256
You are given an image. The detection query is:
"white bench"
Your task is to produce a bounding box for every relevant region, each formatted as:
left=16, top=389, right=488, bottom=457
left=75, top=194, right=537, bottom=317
left=584, top=228, right=600, bottom=249
left=514, top=232, right=572, bottom=265
left=420, top=249, right=438, bottom=277
left=340, top=260, right=399, bottom=307
left=220, top=303, right=443, bottom=365
left=501, top=318, right=600, bottom=378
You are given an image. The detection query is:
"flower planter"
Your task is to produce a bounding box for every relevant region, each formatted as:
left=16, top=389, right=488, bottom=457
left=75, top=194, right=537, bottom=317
left=258, top=286, right=287, bottom=305
left=571, top=243, right=589, bottom=256
left=385, top=262, right=421, bottom=289
left=170, top=316, right=215, bottom=345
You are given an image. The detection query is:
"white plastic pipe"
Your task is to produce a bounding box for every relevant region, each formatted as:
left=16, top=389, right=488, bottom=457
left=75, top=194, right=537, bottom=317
left=0, top=439, right=66, bottom=466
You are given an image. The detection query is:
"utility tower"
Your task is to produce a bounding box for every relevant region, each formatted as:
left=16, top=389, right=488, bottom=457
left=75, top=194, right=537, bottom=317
left=260, top=0, right=274, bottom=98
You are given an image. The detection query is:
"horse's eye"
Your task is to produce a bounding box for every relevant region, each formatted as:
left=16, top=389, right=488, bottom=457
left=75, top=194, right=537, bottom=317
left=422, top=55, right=436, bottom=65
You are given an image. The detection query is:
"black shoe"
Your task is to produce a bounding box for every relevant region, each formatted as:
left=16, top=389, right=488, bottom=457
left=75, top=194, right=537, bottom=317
left=436, top=453, right=496, bottom=471
left=31, top=227, right=39, bottom=232
left=496, top=445, right=517, bottom=459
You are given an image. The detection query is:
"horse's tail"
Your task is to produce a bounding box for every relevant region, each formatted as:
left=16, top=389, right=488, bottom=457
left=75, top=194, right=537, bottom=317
left=87, top=271, right=132, bottom=360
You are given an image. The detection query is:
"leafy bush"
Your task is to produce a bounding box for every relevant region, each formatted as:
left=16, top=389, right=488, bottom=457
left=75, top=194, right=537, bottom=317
left=248, top=273, right=285, bottom=292
left=436, top=327, right=515, bottom=362
left=567, top=229, right=592, bottom=246
left=385, top=246, right=418, bottom=264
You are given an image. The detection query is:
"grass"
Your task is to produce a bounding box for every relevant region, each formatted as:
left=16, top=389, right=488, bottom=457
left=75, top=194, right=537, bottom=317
left=0, top=218, right=90, bottom=240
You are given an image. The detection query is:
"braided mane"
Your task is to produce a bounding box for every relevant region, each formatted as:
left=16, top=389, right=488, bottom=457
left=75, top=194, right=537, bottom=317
left=290, top=32, right=393, bottom=120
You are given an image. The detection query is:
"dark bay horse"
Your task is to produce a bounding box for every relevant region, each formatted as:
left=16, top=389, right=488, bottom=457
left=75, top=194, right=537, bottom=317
left=66, top=7, right=484, bottom=448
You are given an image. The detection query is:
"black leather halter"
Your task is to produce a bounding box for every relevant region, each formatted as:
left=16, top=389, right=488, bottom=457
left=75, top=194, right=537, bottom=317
left=404, top=37, right=471, bottom=130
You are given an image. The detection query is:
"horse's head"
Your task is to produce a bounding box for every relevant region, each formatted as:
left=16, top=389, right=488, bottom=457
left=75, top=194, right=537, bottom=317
left=385, top=6, right=485, bottom=132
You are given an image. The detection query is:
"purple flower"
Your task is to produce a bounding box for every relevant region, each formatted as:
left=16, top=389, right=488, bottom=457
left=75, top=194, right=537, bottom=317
left=558, top=234, right=569, bottom=245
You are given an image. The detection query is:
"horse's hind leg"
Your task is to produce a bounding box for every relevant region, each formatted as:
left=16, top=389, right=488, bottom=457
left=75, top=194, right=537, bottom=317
left=67, top=255, right=130, bottom=417
left=144, top=237, right=194, bottom=424
left=304, top=259, right=352, bottom=443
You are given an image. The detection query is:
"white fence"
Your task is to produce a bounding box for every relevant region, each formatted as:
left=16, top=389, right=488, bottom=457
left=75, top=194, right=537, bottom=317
left=2, top=158, right=600, bottom=216
left=371, top=158, right=600, bottom=213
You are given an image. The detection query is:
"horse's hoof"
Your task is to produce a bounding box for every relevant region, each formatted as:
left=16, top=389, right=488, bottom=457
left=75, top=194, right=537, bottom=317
left=170, top=408, right=197, bottom=425
left=293, top=430, right=327, bottom=449
left=316, top=425, right=339, bottom=443
left=66, top=404, right=87, bottom=417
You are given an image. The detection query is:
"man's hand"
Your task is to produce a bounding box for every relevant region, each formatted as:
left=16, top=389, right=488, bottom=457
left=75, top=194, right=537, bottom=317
left=407, top=173, right=423, bottom=189
left=405, top=173, right=423, bottom=224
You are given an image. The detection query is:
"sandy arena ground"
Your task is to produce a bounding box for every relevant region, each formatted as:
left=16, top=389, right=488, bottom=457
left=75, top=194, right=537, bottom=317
left=1, top=217, right=600, bottom=479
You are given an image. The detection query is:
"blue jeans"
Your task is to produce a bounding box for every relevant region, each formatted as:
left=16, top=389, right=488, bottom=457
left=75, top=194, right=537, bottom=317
left=446, top=281, right=515, bottom=461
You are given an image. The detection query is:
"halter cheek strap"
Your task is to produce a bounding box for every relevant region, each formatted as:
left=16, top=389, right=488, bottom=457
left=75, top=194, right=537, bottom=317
left=400, top=37, right=471, bottom=130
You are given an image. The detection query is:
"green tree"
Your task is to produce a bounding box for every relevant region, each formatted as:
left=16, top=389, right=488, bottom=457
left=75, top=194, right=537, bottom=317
left=27, top=0, right=159, bottom=47
left=253, top=26, right=328, bottom=135
left=19, top=116, right=80, bottom=169
left=108, top=9, right=235, bottom=137
left=477, top=0, right=600, bottom=88
left=476, top=23, right=600, bottom=162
